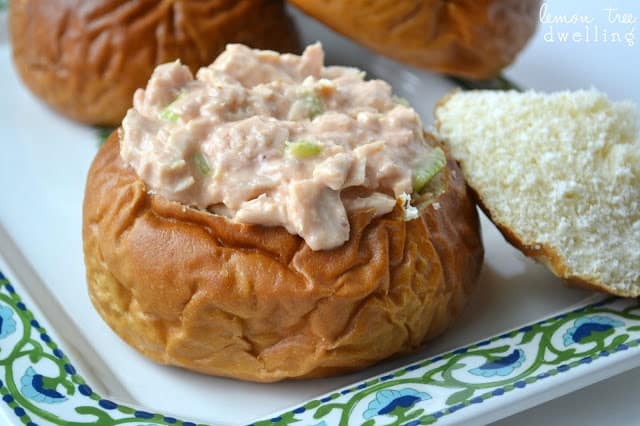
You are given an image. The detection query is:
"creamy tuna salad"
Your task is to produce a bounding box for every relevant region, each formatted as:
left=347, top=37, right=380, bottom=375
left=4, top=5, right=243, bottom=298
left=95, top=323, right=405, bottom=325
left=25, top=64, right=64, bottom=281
left=120, top=43, right=445, bottom=250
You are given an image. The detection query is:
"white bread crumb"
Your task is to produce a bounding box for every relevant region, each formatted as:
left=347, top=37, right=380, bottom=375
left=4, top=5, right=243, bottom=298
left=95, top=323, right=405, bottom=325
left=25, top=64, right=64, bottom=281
left=435, top=89, right=640, bottom=295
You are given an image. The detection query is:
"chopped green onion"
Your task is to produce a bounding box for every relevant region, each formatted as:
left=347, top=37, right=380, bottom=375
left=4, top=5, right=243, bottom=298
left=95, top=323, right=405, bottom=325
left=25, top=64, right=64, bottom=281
left=413, top=148, right=446, bottom=193
left=169, top=159, right=186, bottom=170
left=159, top=92, right=185, bottom=122
left=192, top=152, right=211, bottom=176
left=302, top=94, right=324, bottom=119
left=160, top=108, right=179, bottom=123
left=285, top=140, right=322, bottom=159
left=173, top=92, right=186, bottom=103
left=392, top=95, right=410, bottom=107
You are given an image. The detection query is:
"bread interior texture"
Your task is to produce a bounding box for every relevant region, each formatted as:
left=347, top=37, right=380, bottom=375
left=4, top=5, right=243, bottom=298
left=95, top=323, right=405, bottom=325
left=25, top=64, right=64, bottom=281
left=436, top=89, right=640, bottom=295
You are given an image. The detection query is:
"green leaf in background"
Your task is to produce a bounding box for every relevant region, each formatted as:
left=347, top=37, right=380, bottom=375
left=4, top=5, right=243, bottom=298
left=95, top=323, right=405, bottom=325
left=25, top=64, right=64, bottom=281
left=95, top=126, right=114, bottom=146
left=448, top=74, right=522, bottom=92
left=0, top=0, right=7, bottom=12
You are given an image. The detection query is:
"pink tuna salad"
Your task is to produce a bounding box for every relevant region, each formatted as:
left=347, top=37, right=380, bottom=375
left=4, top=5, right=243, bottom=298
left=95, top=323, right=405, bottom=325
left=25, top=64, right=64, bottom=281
left=120, top=43, right=444, bottom=250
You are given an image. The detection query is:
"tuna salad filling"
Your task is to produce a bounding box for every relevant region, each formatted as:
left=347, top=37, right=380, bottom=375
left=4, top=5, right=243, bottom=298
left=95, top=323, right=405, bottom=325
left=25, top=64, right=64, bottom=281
left=120, top=43, right=445, bottom=250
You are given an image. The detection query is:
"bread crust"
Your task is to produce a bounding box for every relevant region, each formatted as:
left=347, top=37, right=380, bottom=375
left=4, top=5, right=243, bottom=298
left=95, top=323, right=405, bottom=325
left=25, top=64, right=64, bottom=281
left=82, top=132, right=483, bottom=382
left=9, top=0, right=300, bottom=126
left=289, top=0, right=540, bottom=79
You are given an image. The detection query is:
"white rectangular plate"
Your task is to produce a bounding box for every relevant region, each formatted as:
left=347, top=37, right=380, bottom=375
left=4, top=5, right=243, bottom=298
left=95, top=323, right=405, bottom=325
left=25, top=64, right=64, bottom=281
left=0, top=3, right=639, bottom=426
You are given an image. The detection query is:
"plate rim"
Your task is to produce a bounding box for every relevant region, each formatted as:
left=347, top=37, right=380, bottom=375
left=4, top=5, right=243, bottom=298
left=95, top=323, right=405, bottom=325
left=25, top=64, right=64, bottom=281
left=2, top=3, right=640, bottom=424
left=1, top=253, right=639, bottom=426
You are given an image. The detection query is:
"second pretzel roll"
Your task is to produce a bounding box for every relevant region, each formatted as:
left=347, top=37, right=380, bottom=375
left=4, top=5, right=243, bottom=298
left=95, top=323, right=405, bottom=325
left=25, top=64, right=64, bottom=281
left=9, top=0, right=300, bottom=126
left=288, top=0, right=540, bottom=79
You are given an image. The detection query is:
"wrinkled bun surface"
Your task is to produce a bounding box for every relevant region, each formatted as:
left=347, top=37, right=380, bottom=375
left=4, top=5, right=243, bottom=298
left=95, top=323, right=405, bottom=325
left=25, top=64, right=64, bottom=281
left=289, top=0, right=540, bottom=79
left=9, top=0, right=299, bottom=126
left=82, top=132, right=483, bottom=382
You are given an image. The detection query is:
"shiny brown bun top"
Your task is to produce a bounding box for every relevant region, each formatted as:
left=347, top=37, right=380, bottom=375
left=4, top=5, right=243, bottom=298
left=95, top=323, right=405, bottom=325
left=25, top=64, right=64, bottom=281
left=9, top=0, right=300, bottom=126
left=288, top=0, right=540, bottom=79
left=82, top=132, right=484, bottom=382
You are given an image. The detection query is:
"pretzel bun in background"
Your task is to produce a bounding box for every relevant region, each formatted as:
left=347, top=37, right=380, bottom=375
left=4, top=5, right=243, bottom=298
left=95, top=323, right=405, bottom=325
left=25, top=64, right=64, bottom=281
left=82, top=132, right=484, bottom=382
left=288, top=0, right=541, bottom=79
left=9, top=0, right=300, bottom=126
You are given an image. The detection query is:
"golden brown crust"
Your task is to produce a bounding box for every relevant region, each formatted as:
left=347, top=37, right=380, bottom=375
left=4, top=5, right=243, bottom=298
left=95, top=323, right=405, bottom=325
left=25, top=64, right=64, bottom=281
left=289, top=0, right=540, bottom=79
left=82, top=131, right=483, bottom=382
left=9, top=0, right=300, bottom=126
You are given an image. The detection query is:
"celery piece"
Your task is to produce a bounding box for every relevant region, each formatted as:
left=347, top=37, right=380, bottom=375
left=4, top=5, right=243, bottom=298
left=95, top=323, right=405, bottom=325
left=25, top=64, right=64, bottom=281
left=192, top=153, right=211, bottom=176
left=160, top=108, right=179, bottom=123
left=285, top=140, right=322, bottom=159
left=159, top=92, right=185, bottom=122
left=413, top=148, right=446, bottom=193
left=392, top=95, right=410, bottom=107
left=302, top=94, right=324, bottom=119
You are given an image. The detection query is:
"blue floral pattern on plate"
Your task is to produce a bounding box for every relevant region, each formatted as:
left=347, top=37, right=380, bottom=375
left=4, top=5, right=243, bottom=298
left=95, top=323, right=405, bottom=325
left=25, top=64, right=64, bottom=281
left=1, top=267, right=640, bottom=426
left=363, top=388, right=431, bottom=419
left=20, top=367, right=67, bottom=404
left=563, top=316, right=625, bottom=346
left=469, top=349, right=525, bottom=377
left=0, top=304, right=16, bottom=339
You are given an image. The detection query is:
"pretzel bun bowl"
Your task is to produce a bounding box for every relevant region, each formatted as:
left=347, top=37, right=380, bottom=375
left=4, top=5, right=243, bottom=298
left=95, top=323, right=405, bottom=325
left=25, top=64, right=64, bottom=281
left=289, top=0, right=541, bottom=79
left=82, top=44, right=484, bottom=382
left=9, top=0, right=299, bottom=126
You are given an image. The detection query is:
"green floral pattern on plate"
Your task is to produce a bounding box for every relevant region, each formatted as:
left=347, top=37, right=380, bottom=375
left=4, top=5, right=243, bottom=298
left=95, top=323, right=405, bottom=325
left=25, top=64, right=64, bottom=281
left=2, top=265, right=639, bottom=426
left=0, top=271, right=204, bottom=426
left=251, top=297, right=640, bottom=426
